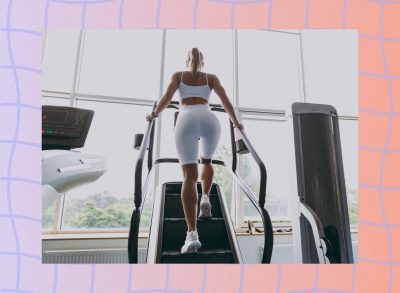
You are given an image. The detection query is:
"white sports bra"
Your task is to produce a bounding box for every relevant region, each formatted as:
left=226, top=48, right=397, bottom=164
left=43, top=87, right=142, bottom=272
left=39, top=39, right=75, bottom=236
left=178, top=71, right=211, bottom=101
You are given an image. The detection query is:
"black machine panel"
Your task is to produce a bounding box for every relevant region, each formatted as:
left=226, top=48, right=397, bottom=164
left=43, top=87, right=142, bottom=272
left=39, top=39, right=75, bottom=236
left=292, top=102, right=353, bottom=263
left=42, top=106, right=94, bottom=150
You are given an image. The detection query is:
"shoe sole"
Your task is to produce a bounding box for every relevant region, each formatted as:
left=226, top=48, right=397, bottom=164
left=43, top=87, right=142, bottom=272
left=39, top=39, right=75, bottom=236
left=199, top=202, right=212, bottom=219
left=181, top=241, right=202, bottom=254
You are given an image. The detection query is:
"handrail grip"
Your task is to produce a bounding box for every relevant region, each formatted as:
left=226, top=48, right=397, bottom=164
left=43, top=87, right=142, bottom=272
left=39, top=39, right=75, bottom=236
left=235, top=128, right=267, bottom=208
left=134, top=102, right=156, bottom=209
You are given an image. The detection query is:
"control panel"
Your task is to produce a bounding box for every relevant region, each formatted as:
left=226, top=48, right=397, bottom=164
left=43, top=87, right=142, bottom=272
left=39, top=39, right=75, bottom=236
left=42, top=106, right=94, bottom=150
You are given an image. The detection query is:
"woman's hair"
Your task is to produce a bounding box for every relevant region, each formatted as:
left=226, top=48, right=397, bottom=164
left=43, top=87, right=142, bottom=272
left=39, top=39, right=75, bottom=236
left=186, top=48, right=204, bottom=75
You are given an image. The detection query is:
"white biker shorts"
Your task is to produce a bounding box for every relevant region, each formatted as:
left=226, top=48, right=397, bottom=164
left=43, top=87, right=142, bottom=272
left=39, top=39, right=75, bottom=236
left=174, top=104, right=221, bottom=165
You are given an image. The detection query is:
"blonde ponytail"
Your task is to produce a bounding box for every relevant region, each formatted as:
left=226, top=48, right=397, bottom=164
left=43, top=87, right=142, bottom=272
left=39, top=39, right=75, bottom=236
left=187, top=48, right=203, bottom=76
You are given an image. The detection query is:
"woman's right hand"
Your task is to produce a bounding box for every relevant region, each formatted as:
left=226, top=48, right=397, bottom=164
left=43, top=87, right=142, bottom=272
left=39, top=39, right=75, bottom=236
left=234, top=123, right=244, bottom=131
left=146, top=113, right=154, bottom=121
left=146, top=111, right=158, bottom=121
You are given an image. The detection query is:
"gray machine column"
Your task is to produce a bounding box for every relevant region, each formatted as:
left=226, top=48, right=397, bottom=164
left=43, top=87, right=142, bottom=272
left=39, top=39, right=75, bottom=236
left=289, top=102, right=353, bottom=264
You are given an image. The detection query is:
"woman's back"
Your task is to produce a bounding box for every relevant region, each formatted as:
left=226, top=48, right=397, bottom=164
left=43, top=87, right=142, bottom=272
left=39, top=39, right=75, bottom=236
left=179, top=71, right=213, bottom=104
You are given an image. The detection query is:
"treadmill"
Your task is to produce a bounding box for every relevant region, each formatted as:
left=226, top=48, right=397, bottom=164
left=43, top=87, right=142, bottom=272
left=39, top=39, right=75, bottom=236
left=42, top=106, right=106, bottom=211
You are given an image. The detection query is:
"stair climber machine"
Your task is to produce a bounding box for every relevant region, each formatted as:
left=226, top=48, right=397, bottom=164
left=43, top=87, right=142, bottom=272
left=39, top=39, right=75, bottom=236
left=287, top=102, right=354, bottom=264
left=128, top=101, right=274, bottom=264
left=42, top=106, right=106, bottom=212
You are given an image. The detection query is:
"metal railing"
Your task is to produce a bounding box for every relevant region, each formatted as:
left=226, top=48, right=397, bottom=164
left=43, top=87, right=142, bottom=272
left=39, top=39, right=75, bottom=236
left=128, top=101, right=273, bottom=263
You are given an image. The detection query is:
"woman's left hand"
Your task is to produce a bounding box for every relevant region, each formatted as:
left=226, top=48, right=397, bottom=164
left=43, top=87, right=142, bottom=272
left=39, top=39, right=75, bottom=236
left=146, top=113, right=154, bottom=121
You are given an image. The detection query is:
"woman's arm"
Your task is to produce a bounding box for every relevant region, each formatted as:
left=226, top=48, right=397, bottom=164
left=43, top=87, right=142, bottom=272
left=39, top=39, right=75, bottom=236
left=146, top=72, right=179, bottom=121
left=212, top=75, right=243, bottom=130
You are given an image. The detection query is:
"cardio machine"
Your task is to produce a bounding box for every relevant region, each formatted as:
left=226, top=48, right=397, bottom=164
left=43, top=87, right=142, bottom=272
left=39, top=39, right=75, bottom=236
left=287, top=102, right=354, bottom=264
left=128, top=101, right=354, bottom=264
left=128, top=101, right=274, bottom=264
left=42, top=106, right=106, bottom=211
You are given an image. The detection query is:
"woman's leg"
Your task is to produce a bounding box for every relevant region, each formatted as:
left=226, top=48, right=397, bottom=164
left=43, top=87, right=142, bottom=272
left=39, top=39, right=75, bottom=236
left=199, top=111, right=220, bottom=197
left=200, top=159, right=214, bottom=196
left=181, top=163, right=199, bottom=231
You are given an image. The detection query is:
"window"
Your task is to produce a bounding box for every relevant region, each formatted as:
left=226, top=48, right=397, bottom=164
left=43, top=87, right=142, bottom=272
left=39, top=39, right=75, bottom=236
left=339, top=118, right=358, bottom=226
left=43, top=30, right=80, bottom=93
left=237, top=30, right=302, bottom=110
left=42, top=199, right=57, bottom=232
left=60, top=100, right=151, bottom=230
left=77, top=30, right=163, bottom=100
left=42, top=96, right=69, bottom=106
left=239, top=118, right=293, bottom=225
left=301, top=30, right=358, bottom=116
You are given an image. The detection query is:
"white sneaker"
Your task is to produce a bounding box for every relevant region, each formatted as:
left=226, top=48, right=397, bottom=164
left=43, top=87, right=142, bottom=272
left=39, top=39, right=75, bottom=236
left=181, top=230, right=202, bottom=254
left=199, top=195, right=212, bottom=218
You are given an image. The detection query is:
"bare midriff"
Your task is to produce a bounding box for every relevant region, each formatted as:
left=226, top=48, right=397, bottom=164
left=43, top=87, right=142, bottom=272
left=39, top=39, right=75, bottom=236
left=181, top=97, right=208, bottom=106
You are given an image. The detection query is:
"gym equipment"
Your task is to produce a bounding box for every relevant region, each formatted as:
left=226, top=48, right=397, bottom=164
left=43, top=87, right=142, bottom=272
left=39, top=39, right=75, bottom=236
left=149, top=182, right=241, bottom=263
left=42, top=106, right=94, bottom=150
left=128, top=101, right=274, bottom=264
left=42, top=106, right=106, bottom=211
left=288, top=102, right=354, bottom=263
left=43, top=101, right=354, bottom=264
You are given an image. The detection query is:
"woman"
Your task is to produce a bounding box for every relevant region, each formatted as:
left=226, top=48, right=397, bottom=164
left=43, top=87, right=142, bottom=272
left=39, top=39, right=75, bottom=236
left=146, top=48, right=243, bottom=254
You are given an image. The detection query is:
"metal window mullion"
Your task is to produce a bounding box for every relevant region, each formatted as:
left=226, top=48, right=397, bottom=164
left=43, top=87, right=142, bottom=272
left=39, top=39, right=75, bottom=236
left=295, top=33, right=305, bottom=103
left=55, top=30, right=83, bottom=231
left=299, top=31, right=307, bottom=103
left=242, top=117, right=287, bottom=123
left=233, top=29, right=245, bottom=230
left=154, top=29, right=167, bottom=190
left=260, top=29, right=301, bottom=36
left=53, top=193, right=65, bottom=232
left=42, top=31, right=47, bottom=61
left=74, top=93, right=156, bottom=106
left=338, top=115, right=358, bottom=121
left=70, top=29, right=85, bottom=107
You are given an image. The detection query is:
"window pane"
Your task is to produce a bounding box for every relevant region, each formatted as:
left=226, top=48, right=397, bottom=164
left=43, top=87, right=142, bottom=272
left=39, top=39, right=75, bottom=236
left=43, top=30, right=80, bottom=93
left=238, top=30, right=301, bottom=110
left=240, top=119, right=292, bottom=223
left=301, top=30, right=358, bottom=116
left=163, top=30, right=234, bottom=105
left=339, top=119, right=358, bottom=226
left=61, top=100, right=151, bottom=230
left=42, top=199, right=57, bottom=231
left=42, top=96, right=70, bottom=106
left=78, top=30, right=163, bottom=100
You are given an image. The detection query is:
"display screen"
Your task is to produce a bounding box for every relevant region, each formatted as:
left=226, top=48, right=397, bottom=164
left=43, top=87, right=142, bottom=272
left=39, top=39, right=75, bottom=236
left=43, top=110, right=68, bottom=123
left=42, top=106, right=94, bottom=150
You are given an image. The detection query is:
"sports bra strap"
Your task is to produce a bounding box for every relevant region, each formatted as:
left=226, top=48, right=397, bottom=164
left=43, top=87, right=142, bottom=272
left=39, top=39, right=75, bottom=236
left=206, top=73, right=208, bottom=85
left=181, top=71, right=184, bottom=83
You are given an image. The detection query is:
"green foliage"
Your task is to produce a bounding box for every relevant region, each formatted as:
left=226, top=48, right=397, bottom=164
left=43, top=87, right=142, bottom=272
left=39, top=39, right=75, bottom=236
left=69, top=200, right=130, bottom=228
left=347, top=188, right=358, bottom=226
left=213, top=145, right=234, bottom=208
left=44, top=146, right=359, bottom=231
left=62, top=191, right=134, bottom=229
left=42, top=202, right=56, bottom=229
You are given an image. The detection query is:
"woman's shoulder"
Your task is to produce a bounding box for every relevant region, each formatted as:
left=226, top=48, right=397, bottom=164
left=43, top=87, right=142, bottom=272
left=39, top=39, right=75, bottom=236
left=205, top=72, right=217, bottom=81
left=172, top=71, right=184, bottom=77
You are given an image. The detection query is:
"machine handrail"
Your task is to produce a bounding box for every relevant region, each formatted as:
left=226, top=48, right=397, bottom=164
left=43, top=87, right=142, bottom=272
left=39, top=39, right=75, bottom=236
left=134, top=103, right=156, bottom=209
left=228, top=169, right=273, bottom=263
left=129, top=100, right=273, bottom=263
